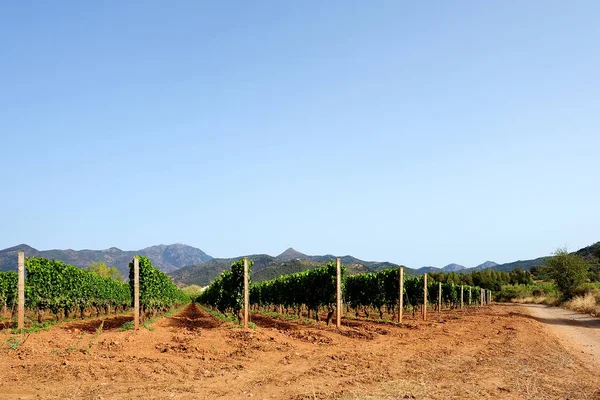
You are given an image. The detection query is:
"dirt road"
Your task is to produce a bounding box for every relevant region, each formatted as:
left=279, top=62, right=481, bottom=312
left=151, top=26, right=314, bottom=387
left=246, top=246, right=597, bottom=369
left=518, top=303, right=600, bottom=367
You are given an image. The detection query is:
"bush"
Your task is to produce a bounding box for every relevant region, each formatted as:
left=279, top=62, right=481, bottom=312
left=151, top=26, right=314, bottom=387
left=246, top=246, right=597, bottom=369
left=543, top=249, right=589, bottom=300
left=531, top=288, right=545, bottom=297
left=495, top=283, right=559, bottom=303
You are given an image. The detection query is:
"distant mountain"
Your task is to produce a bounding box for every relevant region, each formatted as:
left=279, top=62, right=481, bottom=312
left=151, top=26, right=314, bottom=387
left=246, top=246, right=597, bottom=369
left=442, top=263, right=467, bottom=272
left=487, top=242, right=600, bottom=272
left=275, top=247, right=307, bottom=261
left=575, top=241, right=600, bottom=263
left=415, top=264, right=466, bottom=273
left=416, top=266, right=440, bottom=274
left=0, top=244, right=212, bottom=276
left=170, top=248, right=417, bottom=286
left=491, top=257, right=548, bottom=272
left=139, top=244, right=212, bottom=271
left=4, top=241, right=598, bottom=287
left=473, top=261, right=499, bottom=270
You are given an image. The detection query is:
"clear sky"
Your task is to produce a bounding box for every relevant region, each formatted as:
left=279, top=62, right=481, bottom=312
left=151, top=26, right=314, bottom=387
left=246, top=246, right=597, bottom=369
left=1, top=1, right=598, bottom=268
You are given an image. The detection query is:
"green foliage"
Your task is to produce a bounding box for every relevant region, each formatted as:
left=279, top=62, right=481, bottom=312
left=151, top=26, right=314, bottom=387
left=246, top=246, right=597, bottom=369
left=196, top=258, right=253, bottom=316
left=129, top=256, right=188, bottom=313
left=435, top=282, right=460, bottom=305
left=0, top=271, right=18, bottom=310
left=543, top=249, right=590, bottom=299
left=427, top=268, right=532, bottom=291
left=248, top=265, right=480, bottom=320
left=345, top=272, right=385, bottom=311
left=3, top=334, right=30, bottom=351
left=25, top=257, right=131, bottom=315
left=495, top=282, right=559, bottom=302
left=198, top=304, right=239, bottom=323
left=88, top=262, right=123, bottom=281
left=250, top=261, right=343, bottom=314
left=181, top=285, right=204, bottom=298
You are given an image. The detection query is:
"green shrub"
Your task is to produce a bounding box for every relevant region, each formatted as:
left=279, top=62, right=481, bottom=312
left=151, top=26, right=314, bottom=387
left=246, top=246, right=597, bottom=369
left=543, top=249, right=589, bottom=300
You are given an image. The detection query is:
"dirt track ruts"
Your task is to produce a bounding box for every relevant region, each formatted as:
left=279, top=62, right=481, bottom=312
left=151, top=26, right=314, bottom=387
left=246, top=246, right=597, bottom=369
left=516, top=303, right=600, bottom=368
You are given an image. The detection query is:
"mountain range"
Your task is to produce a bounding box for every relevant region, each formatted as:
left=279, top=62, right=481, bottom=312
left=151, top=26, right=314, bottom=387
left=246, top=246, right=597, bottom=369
left=0, top=242, right=598, bottom=287
left=414, top=261, right=499, bottom=274
left=0, top=243, right=212, bottom=276
left=169, top=248, right=405, bottom=286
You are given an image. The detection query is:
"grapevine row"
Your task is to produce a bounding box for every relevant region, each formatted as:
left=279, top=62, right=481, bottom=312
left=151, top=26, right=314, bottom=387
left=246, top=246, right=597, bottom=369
left=250, top=261, right=345, bottom=323
left=1, top=255, right=188, bottom=327
left=128, top=255, right=189, bottom=320
left=196, top=258, right=252, bottom=321
left=347, top=272, right=480, bottom=319
left=0, top=271, right=18, bottom=315
left=25, top=257, right=131, bottom=321
left=198, top=259, right=481, bottom=323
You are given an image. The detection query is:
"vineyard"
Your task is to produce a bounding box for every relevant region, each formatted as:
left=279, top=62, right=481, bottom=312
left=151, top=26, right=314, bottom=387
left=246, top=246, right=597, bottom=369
left=128, top=255, right=188, bottom=321
left=1, top=253, right=597, bottom=400
left=198, top=258, right=486, bottom=326
left=2, top=253, right=488, bottom=331
left=0, top=253, right=187, bottom=329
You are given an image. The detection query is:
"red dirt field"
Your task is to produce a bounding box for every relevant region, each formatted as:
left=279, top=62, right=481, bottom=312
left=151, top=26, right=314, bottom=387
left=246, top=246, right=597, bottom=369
left=1, top=303, right=599, bottom=399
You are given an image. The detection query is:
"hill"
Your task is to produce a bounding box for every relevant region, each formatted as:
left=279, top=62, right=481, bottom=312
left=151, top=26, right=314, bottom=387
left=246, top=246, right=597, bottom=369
left=170, top=249, right=416, bottom=286
left=574, top=241, right=600, bottom=263
left=442, top=263, right=467, bottom=272
left=416, top=266, right=440, bottom=274
left=474, top=261, right=499, bottom=270
left=491, top=257, right=548, bottom=272
left=275, top=247, right=308, bottom=261
left=478, top=243, right=600, bottom=273
left=415, top=263, right=468, bottom=273
left=0, top=243, right=212, bottom=276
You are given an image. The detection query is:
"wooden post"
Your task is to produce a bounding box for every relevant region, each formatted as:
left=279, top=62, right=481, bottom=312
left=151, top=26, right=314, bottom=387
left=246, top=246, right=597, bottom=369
left=17, top=252, right=24, bottom=330
left=398, top=267, right=404, bottom=323
left=438, top=282, right=442, bottom=312
left=469, top=287, right=472, bottom=305
left=460, top=285, right=464, bottom=310
left=422, top=273, right=427, bottom=321
left=480, top=288, right=484, bottom=306
left=336, top=258, right=342, bottom=328
left=134, top=256, right=139, bottom=330
left=243, top=257, right=249, bottom=329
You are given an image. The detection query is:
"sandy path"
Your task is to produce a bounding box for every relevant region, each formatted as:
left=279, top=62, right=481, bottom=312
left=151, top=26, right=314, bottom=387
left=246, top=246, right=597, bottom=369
left=518, top=303, right=600, bottom=367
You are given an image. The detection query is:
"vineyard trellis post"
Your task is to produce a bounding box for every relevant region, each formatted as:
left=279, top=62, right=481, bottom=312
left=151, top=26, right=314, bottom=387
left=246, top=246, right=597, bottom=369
left=480, top=288, right=484, bottom=306
left=18, top=252, right=25, bottom=329
left=422, top=273, right=427, bottom=321
left=469, top=287, right=471, bottom=305
left=460, top=285, right=464, bottom=310
left=438, top=281, right=442, bottom=312
left=134, top=256, right=139, bottom=330
left=336, top=258, right=341, bottom=328
left=398, top=267, right=403, bottom=323
left=244, top=257, right=249, bottom=329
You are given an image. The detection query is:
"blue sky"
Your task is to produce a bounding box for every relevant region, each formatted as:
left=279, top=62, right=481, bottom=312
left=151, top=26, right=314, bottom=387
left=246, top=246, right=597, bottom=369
left=1, top=1, right=598, bottom=268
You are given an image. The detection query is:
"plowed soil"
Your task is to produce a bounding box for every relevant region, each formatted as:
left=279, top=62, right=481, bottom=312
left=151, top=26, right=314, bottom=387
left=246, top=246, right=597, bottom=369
left=1, top=303, right=599, bottom=399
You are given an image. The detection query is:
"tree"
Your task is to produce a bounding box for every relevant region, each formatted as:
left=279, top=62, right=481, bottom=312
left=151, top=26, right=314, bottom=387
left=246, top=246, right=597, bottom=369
left=88, top=262, right=123, bottom=281
left=543, top=249, right=589, bottom=299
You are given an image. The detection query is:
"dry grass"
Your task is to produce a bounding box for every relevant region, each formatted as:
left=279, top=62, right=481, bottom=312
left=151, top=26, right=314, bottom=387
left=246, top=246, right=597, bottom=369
left=510, top=296, right=559, bottom=306
left=564, top=293, right=600, bottom=316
